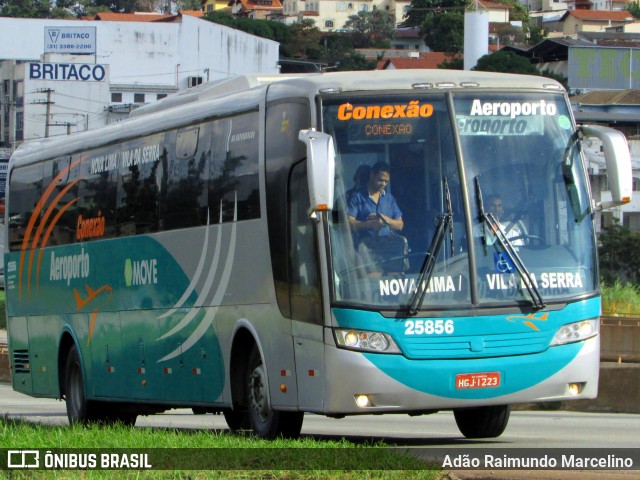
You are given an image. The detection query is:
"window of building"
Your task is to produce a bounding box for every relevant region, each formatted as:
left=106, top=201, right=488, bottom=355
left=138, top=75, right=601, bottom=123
left=325, top=19, right=334, bottom=28
left=359, top=3, right=368, bottom=11
left=337, top=2, right=347, bottom=11
left=15, top=112, right=23, bottom=141
left=111, top=92, right=123, bottom=103
left=157, top=94, right=167, bottom=100
left=206, top=4, right=213, bottom=11
left=134, top=93, right=145, bottom=103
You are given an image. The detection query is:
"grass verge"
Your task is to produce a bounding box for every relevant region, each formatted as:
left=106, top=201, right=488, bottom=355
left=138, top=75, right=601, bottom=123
left=601, top=281, right=640, bottom=316
left=0, top=417, right=440, bottom=479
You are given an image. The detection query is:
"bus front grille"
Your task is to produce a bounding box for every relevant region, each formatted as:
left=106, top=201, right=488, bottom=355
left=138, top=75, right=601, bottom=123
left=402, top=331, right=552, bottom=359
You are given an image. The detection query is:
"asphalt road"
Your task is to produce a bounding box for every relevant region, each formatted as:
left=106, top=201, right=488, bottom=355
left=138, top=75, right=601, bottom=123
left=1, top=383, right=639, bottom=447
left=1, top=383, right=639, bottom=479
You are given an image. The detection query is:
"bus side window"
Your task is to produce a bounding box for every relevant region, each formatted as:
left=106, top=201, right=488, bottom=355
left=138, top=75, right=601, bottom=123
left=78, top=153, right=117, bottom=242
left=161, top=125, right=209, bottom=230
left=209, top=112, right=260, bottom=224
left=116, top=134, right=162, bottom=236
left=43, top=156, right=80, bottom=246
left=8, top=162, right=43, bottom=251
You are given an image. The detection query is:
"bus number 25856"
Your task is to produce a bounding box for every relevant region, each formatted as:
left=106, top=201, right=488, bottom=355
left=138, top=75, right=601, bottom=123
left=404, top=319, right=454, bottom=335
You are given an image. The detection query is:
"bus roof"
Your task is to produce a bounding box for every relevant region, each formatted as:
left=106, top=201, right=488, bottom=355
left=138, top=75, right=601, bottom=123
left=9, top=69, right=564, bottom=168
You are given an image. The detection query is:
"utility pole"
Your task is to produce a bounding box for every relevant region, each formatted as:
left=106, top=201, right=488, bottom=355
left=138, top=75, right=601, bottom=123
left=48, top=121, right=77, bottom=135
left=31, top=88, right=55, bottom=138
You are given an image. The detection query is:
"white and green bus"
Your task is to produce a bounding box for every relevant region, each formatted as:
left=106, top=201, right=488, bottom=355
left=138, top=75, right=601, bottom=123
left=5, top=70, right=631, bottom=439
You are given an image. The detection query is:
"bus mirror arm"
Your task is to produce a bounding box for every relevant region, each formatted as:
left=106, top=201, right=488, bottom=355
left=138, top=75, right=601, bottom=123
left=298, top=129, right=336, bottom=214
left=579, top=124, right=633, bottom=210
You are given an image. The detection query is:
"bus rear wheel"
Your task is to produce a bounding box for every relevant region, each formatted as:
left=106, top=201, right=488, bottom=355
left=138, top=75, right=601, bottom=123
left=245, top=347, right=303, bottom=439
left=453, top=405, right=511, bottom=439
left=64, top=345, right=98, bottom=425
left=64, top=345, right=137, bottom=426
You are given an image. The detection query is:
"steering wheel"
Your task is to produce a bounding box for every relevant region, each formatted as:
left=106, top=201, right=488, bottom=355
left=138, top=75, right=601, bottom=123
left=509, top=234, right=546, bottom=248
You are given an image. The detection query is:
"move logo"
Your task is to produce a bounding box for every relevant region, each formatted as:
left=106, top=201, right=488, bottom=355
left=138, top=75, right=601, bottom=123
left=124, top=258, right=158, bottom=287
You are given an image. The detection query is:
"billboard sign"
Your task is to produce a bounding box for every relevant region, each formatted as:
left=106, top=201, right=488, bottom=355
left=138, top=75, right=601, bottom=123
left=44, top=26, right=97, bottom=54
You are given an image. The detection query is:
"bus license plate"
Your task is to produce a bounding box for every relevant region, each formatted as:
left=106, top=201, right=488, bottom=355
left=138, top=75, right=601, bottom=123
left=455, top=372, right=500, bottom=390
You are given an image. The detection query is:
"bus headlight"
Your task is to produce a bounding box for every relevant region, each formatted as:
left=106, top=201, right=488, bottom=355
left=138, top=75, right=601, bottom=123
left=550, top=319, right=599, bottom=346
left=334, top=329, right=401, bottom=354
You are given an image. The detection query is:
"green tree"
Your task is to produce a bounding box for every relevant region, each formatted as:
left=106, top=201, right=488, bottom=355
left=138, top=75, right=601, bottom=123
left=0, top=0, right=52, bottom=18
left=204, top=10, right=238, bottom=28
left=403, top=0, right=465, bottom=28
left=599, top=224, right=640, bottom=286
left=472, top=50, right=539, bottom=74
left=528, top=26, right=546, bottom=46
left=343, top=10, right=396, bottom=48
left=92, top=0, right=140, bottom=13
left=420, top=11, right=464, bottom=53
left=472, top=50, right=569, bottom=88
left=282, top=19, right=321, bottom=59
left=438, top=53, right=463, bottom=69
left=333, top=50, right=377, bottom=71
left=628, top=0, right=640, bottom=18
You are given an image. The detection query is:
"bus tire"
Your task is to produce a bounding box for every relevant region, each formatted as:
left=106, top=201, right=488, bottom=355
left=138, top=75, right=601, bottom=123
left=63, top=345, right=98, bottom=425
left=223, top=410, right=251, bottom=431
left=245, top=347, right=303, bottom=439
left=453, top=404, right=511, bottom=439
left=64, top=346, right=137, bottom=426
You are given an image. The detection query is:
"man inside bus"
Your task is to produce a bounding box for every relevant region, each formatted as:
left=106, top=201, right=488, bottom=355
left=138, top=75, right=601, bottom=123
left=347, top=161, right=403, bottom=241
left=347, top=162, right=406, bottom=273
left=485, top=194, right=527, bottom=247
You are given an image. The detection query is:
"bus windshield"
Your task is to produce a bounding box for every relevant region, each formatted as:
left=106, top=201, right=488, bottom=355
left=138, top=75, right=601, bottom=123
left=323, top=92, right=597, bottom=311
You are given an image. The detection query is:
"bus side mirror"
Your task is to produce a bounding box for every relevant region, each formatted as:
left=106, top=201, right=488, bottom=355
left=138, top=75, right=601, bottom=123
left=298, top=129, right=335, bottom=213
left=580, top=124, right=632, bottom=209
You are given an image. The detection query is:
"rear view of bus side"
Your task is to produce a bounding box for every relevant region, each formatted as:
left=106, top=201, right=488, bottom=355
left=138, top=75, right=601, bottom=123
left=5, top=70, right=632, bottom=439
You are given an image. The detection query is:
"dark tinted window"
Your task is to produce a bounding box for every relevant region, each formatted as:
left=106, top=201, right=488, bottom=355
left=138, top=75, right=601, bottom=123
left=289, top=160, right=322, bottom=323
left=42, top=156, right=79, bottom=246
left=8, top=162, right=43, bottom=251
left=209, top=112, right=260, bottom=223
left=264, top=99, right=311, bottom=318
left=160, top=125, right=209, bottom=230
left=77, top=150, right=117, bottom=241
left=116, top=133, right=163, bottom=236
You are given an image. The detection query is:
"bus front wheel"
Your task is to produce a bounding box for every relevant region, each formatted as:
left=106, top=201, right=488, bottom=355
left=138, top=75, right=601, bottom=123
left=245, top=347, right=303, bottom=439
left=223, top=410, right=251, bottom=431
left=453, top=405, right=511, bottom=438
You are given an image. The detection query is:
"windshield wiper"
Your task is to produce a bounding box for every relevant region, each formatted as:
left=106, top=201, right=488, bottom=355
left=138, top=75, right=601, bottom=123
left=407, top=177, right=454, bottom=316
left=475, top=177, right=545, bottom=310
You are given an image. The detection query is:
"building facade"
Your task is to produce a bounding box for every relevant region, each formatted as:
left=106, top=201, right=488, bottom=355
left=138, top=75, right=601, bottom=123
left=281, top=0, right=411, bottom=32
left=0, top=14, right=279, bottom=152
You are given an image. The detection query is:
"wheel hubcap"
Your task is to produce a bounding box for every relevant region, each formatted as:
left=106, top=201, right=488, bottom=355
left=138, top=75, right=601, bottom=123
left=249, top=364, right=269, bottom=422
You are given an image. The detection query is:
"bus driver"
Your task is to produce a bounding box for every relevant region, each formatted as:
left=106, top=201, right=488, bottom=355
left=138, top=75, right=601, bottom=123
left=347, top=161, right=404, bottom=246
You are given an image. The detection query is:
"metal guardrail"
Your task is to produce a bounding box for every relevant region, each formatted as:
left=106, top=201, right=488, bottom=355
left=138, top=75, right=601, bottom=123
left=600, top=316, right=640, bottom=363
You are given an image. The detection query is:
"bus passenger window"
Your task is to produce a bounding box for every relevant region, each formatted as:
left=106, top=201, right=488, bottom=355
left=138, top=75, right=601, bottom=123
left=161, top=126, right=209, bottom=230
left=116, top=134, right=163, bottom=236
left=43, top=156, right=80, bottom=246
left=8, top=163, right=43, bottom=251
left=78, top=153, right=117, bottom=242
left=209, top=113, right=260, bottom=224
